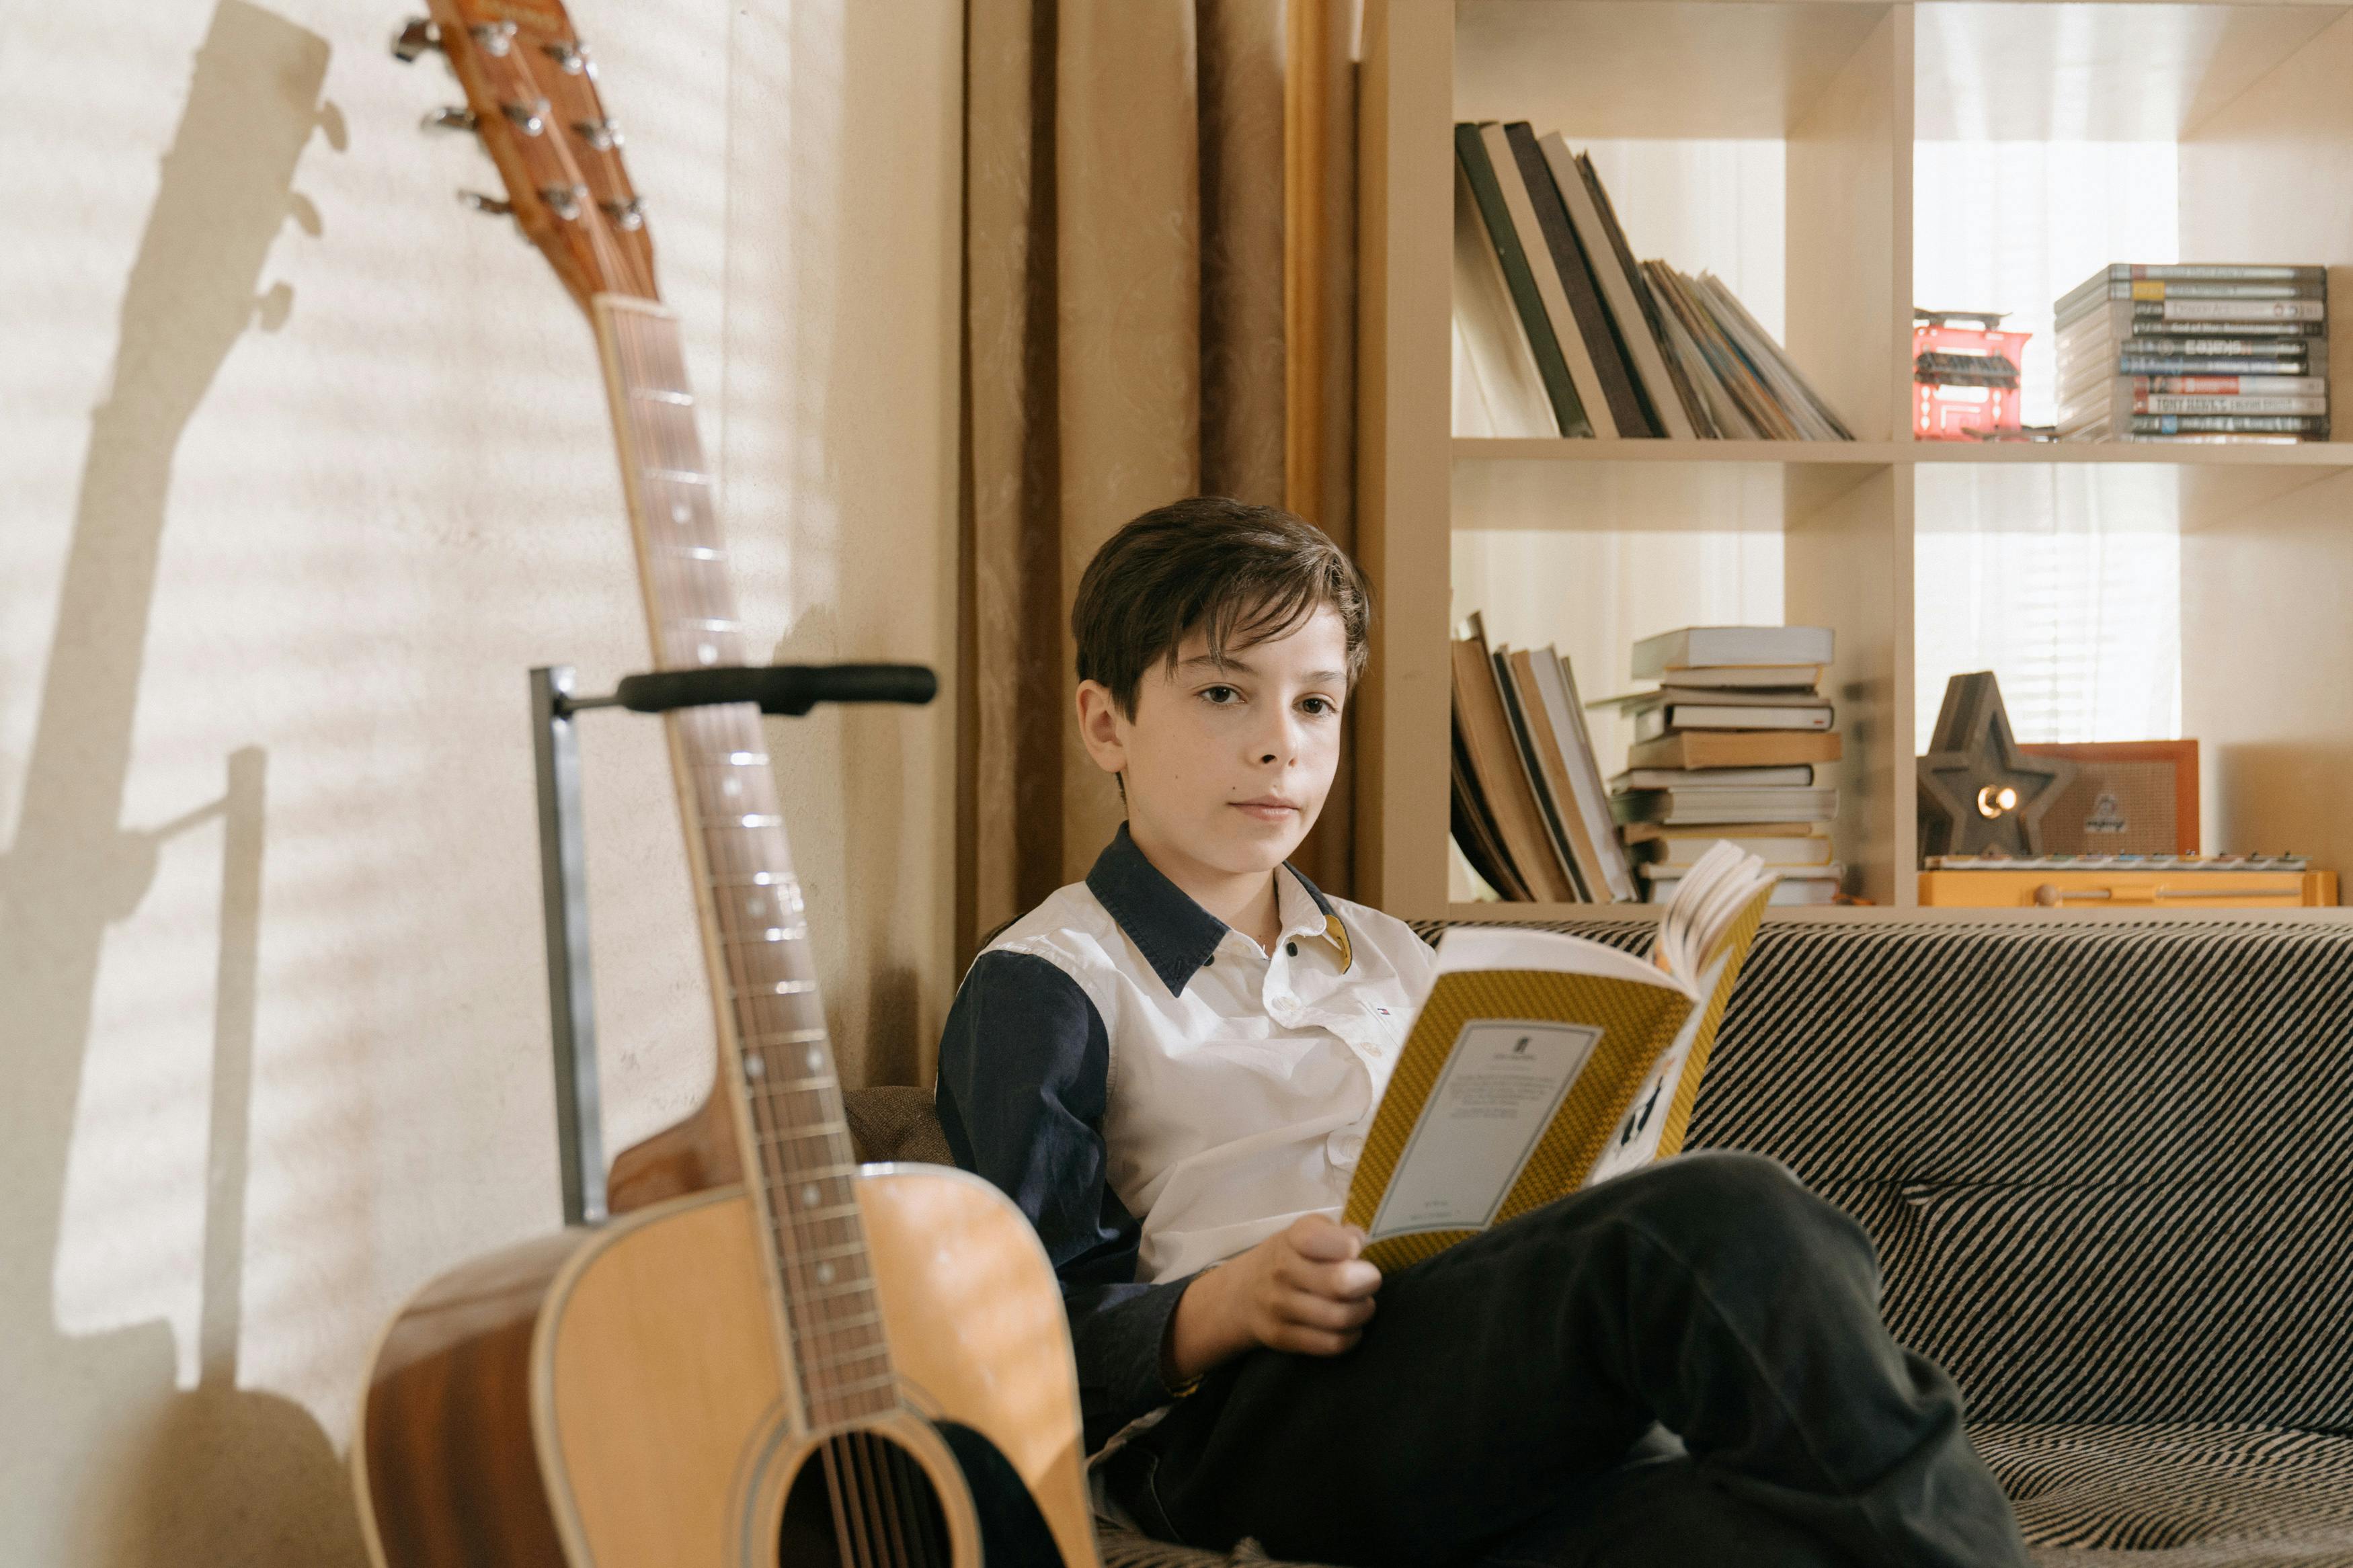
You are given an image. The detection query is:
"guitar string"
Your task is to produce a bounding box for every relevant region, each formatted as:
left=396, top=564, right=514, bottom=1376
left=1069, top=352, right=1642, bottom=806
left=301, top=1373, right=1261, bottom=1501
left=854, top=1431, right=909, bottom=1568
left=619, top=312, right=916, bottom=1555
left=884, top=1438, right=939, bottom=1568
left=815, top=1438, right=866, bottom=1568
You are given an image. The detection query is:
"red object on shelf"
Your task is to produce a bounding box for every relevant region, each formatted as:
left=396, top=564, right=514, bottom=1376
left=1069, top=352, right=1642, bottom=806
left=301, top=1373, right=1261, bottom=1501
left=1913, top=312, right=2030, bottom=441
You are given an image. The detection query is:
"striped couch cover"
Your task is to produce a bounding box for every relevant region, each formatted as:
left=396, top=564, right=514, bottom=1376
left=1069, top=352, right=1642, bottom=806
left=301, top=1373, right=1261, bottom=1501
left=865, top=915, right=2353, bottom=1567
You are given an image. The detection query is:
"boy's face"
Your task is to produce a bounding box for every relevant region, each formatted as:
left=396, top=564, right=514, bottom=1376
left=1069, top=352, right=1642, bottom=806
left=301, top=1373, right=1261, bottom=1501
left=1079, top=605, right=1351, bottom=882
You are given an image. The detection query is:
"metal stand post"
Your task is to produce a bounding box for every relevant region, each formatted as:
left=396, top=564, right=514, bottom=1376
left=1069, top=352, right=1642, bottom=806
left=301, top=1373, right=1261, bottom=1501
left=531, top=665, right=606, bottom=1227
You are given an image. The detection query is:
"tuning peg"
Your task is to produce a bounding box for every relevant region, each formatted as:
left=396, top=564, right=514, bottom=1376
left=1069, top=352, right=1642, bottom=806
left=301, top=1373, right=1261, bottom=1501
left=502, top=97, right=551, bottom=136
left=571, top=117, right=623, bottom=152
left=543, top=39, right=597, bottom=79
left=457, top=190, right=514, bottom=216
left=391, top=17, right=440, bottom=61
left=471, top=21, right=517, bottom=56
left=541, top=184, right=588, bottom=222
left=420, top=106, right=477, bottom=134
left=600, top=196, right=645, bottom=232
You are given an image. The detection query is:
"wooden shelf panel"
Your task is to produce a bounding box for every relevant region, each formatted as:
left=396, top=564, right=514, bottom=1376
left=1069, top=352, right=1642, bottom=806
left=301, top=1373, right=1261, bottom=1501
left=1455, top=0, right=1895, bottom=139
left=1916, top=1, right=2348, bottom=142
left=1455, top=438, right=2353, bottom=467
left=1446, top=901, right=2353, bottom=925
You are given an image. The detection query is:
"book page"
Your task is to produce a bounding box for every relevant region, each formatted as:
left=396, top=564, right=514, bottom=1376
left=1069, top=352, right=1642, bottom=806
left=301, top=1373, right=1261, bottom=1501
left=1435, top=923, right=1685, bottom=995
left=1366, top=1018, right=1603, bottom=1243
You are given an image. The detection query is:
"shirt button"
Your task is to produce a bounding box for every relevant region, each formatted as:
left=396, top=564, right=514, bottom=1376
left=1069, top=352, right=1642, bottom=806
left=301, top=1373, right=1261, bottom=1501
left=1286, top=940, right=1299, bottom=956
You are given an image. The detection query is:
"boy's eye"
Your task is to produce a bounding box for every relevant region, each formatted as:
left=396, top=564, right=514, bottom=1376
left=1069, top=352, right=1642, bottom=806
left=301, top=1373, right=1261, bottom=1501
left=1300, top=695, right=1338, bottom=717
left=1201, top=685, right=1242, bottom=705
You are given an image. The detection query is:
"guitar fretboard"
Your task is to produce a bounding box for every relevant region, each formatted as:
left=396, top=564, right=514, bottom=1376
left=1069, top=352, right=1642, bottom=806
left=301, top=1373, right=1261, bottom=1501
left=595, top=296, right=893, bottom=1429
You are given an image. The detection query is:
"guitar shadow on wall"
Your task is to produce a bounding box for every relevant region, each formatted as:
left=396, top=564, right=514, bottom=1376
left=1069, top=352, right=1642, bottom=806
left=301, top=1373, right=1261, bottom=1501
left=0, top=4, right=364, bottom=1563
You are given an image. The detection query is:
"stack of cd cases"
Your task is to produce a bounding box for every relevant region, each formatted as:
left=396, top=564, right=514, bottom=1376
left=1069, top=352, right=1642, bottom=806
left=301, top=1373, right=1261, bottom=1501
left=2055, top=264, right=2327, bottom=443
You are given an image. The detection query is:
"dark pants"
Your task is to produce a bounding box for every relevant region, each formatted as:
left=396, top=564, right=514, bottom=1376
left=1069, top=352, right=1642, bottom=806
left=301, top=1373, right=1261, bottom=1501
left=1101, top=1152, right=2031, bottom=1568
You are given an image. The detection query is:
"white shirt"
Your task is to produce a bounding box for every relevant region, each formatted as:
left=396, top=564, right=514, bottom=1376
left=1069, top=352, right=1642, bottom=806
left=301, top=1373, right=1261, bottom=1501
left=975, top=825, right=1438, bottom=1282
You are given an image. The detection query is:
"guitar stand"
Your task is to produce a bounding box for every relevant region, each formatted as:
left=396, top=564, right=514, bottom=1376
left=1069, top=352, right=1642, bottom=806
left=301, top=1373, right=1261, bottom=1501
left=529, top=661, right=937, bottom=1227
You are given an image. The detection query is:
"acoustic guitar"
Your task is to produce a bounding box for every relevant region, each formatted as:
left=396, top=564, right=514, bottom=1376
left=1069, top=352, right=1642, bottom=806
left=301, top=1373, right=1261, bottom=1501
left=352, top=5, right=1097, bottom=1565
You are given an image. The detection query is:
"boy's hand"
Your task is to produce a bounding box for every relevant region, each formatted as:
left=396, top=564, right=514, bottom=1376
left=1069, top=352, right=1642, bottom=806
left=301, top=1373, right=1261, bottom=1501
left=1162, top=1214, right=1382, bottom=1386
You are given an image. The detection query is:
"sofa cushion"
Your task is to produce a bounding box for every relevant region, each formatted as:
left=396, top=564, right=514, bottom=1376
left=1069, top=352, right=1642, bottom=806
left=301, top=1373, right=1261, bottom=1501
left=1821, top=1177, right=2353, bottom=1434
left=846, top=1083, right=957, bottom=1165
left=1976, top=1421, right=2353, bottom=1564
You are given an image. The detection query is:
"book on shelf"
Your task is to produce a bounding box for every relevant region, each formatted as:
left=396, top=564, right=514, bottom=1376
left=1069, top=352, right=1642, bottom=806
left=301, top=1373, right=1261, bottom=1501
left=1343, top=845, right=1777, bottom=1272
left=1451, top=622, right=1577, bottom=901
left=1632, top=626, right=1835, bottom=677
left=1498, top=122, right=1655, bottom=438
left=1600, top=685, right=1833, bottom=713
left=1511, top=647, right=1641, bottom=902
left=1635, top=832, right=1835, bottom=868
left=1643, top=864, right=1839, bottom=907
left=1449, top=616, right=1640, bottom=905
left=1455, top=124, right=1592, bottom=437
left=1613, top=764, right=1819, bottom=790
left=1492, top=647, right=1596, bottom=901
left=1452, top=729, right=1529, bottom=903
left=1539, top=133, right=1696, bottom=439
left=1631, top=703, right=1833, bottom=740
left=1622, top=819, right=1829, bottom=843
left=1627, top=730, right=1844, bottom=770
left=1613, top=786, right=1839, bottom=826
left=1452, top=158, right=1556, bottom=438
left=1449, top=120, right=1847, bottom=442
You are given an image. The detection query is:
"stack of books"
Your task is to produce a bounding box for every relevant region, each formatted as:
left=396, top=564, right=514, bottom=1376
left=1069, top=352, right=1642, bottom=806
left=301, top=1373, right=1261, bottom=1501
left=2056, top=264, right=2329, bottom=444
left=1597, top=626, right=1845, bottom=907
left=1453, top=120, right=1853, bottom=442
left=1449, top=616, right=1638, bottom=903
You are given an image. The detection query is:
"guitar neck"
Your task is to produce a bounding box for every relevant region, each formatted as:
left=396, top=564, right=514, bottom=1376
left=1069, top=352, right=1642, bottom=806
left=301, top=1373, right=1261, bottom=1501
left=591, top=294, right=894, bottom=1428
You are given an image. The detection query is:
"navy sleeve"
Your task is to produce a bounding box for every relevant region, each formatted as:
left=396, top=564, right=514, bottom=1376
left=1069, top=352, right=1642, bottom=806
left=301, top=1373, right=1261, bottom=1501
left=934, top=950, right=1195, bottom=1450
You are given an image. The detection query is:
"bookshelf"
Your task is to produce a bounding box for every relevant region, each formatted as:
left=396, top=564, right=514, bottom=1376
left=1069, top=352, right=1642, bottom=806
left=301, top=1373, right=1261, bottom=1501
left=1355, top=0, right=2353, bottom=920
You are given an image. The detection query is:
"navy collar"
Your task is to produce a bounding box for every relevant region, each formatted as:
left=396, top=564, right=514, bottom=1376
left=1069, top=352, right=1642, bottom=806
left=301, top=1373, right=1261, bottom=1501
left=1085, top=823, right=1349, bottom=997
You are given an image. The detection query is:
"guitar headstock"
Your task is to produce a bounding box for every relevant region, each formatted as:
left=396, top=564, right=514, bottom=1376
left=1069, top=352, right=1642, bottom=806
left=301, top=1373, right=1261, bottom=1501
left=395, top=0, right=655, bottom=309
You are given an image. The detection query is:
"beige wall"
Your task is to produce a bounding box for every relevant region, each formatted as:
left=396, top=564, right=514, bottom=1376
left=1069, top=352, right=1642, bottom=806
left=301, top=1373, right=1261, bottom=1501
left=0, top=0, right=961, bottom=1560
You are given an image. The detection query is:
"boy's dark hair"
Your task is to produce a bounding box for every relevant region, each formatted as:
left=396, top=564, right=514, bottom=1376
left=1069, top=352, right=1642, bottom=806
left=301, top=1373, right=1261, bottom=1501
left=1072, top=497, right=1372, bottom=717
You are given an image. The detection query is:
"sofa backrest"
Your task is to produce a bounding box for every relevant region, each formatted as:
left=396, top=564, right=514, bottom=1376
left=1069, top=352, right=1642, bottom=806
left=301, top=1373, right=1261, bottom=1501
left=1423, top=916, right=2353, bottom=1433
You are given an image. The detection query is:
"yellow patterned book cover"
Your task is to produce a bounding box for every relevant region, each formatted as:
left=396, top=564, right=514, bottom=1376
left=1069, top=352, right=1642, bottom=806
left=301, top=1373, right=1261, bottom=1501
left=1344, top=844, right=1775, bottom=1272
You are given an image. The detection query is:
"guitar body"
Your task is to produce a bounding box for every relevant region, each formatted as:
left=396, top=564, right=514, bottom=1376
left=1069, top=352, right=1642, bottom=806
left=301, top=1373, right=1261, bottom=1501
left=354, top=1166, right=1098, bottom=1568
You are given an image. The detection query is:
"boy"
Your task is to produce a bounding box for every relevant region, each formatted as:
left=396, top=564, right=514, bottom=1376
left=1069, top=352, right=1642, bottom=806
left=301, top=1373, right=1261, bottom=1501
left=936, top=498, right=2030, bottom=1567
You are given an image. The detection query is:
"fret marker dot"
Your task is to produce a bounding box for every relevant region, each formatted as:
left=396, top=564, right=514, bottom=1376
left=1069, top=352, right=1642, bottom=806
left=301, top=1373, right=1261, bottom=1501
left=801, top=1184, right=821, bottom=1207
left=806, top=1048, right=824, bottom=1071
left=698, top=643, right=718, bottom=664
left=672, top=501, right=690, bottom=524
left=815, top=1262, right=836, bottom=1284
left=747, top=896, right=767, bottom=917
left=744, top=1055, right=764, bottom=1078
left=722, top=778, right=742, bottom=797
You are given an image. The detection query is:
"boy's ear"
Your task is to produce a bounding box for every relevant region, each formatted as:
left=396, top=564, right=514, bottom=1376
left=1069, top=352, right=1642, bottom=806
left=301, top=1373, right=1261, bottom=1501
left=1074, top=679, right=1129, bottom=778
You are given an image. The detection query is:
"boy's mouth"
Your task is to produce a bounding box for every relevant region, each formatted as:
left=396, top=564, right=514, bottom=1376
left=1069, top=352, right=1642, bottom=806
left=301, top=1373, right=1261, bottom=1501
left=1231, top=795, right=1301, bottom=823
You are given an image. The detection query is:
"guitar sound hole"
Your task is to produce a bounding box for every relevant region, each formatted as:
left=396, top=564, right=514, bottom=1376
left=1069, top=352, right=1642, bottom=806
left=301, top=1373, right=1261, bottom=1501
left=779, top=1431, right=952, bottom=1567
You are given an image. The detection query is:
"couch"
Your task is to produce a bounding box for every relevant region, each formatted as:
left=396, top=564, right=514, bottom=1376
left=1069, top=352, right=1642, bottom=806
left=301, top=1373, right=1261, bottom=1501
left=846, top=914, right=2353, bottom=1567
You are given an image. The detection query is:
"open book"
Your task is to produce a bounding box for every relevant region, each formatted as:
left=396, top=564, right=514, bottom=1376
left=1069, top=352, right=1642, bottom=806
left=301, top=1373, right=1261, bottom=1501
left=1343, top=843, right=1778, bottom=1272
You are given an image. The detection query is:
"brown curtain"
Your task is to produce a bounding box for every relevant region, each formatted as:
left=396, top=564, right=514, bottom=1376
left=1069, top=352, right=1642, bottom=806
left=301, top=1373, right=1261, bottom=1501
left=959, top=0, right=1360, bottom=960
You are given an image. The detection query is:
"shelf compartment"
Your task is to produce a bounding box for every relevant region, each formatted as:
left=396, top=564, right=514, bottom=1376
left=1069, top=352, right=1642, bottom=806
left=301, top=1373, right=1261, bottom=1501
left=1915, top=1, right=2346, bottom=142
left=1455, top=1, right=1895, bottom=140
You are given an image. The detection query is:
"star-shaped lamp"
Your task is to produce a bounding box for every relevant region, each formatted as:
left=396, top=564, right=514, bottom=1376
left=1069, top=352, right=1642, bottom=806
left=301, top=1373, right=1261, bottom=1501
left=1917, top=672, right=2078, bottom=858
